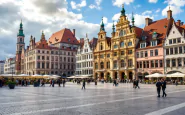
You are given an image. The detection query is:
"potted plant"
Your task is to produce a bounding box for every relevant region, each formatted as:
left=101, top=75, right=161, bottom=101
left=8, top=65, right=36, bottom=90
left=7, top=81, right=16, bottom=89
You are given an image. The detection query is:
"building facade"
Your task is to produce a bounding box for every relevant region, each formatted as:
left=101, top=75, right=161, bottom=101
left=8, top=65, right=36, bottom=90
left=75, top=35, right=97, bottom=77
left=93, top=5, right=142, bottom=80
left=0, top=61, right=5, bottom=74
left=15, top=22, right=80, bottom=76
left=164, top=20, right=185, bottom=74
left=136, top=8, right=174, bottom=79
left=4, top=57, right=15, bottom=74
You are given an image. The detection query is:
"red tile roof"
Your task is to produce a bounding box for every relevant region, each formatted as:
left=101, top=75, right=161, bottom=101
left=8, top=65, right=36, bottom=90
left=135, top=26, right=143, bottom=38
left=48, top=28, right=80, bottom=45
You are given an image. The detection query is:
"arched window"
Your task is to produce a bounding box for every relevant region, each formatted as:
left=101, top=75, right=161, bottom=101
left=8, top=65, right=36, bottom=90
left=121, top=60, right=125, bottom=67
left=101, top=35, right=103, bottom=39
left=120, top=42, right=124, bottom=47
left=20, top=38, right=22, bottom=42
left=100, top=62, right=104, bottom=69
left=95, top=63, right=98, bottom=69
left=100, top=43, right=103, bottom=50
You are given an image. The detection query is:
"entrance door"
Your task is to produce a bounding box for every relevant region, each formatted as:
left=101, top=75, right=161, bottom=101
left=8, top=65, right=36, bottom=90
left=121, top=72, right=125, bottom=80
left=100, top=72, right=104, bottom=79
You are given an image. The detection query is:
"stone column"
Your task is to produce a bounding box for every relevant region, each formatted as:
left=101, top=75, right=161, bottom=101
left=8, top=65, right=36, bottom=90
left=176, top=58, right=178, bottom=67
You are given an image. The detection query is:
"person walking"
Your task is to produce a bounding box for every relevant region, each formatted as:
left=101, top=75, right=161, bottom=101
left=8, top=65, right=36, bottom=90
left=162, top=79, right=167, bottom=97
left=82, top=79, right=86, bottom=90
left=156, top=79, right=162, bottom=97
left=113, top=79, right=116, bottom=86
left=175, top=80, right=178, bottom=86
left=0, top=79, right=2, bottom=87
left=58, top=79, right=61, bottom=87
left=52, top=79, right=55, bottom=87
left=49, top=79, right=52, bottom=87
left=135, top=79, right=140, bottom=89
left=133, top=79, right=136, bottom=88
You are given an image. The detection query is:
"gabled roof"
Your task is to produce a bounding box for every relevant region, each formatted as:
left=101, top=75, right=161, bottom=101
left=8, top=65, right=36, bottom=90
left=48, top=28, right=79, bottom=45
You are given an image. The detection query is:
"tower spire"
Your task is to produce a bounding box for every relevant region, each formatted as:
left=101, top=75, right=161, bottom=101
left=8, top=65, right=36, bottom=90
left=100, top=17, right=105, bottom=31
left=18, top=20, right=24, bottom=37
left=132, top=12, right=135, bottom=27
left=121, top=4, right=125, bottom=16
left=112, top=20, right=115, bottom=33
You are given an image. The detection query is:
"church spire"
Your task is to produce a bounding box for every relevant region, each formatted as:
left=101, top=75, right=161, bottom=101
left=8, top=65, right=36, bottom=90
left=121, top=4, right=126, bottom=16
left=132, top=12, right=135, bottom=27
left=17, top=20, right=25, bottom=37
left=112, top=20, right=115, bottom=33
left=41, top=30, right=45, bottom=40
left=100, top=17, right=105, bottom=31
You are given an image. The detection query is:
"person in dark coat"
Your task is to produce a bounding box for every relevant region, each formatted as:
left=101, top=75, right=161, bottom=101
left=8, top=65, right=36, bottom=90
left=135, top=80, right=140, bottom=89
left=133, top=79, right=136, bottom=88
left=156, top=79, right=162, bottom=97
left=58, top=79, right=61, bottom=87
left=82, top=79, right=86, bottom=90
left=52, top=79, right=55, bottom=87
left=162, top=79, right=167, bottom=97
left=0, top=79, right=2, bottom=87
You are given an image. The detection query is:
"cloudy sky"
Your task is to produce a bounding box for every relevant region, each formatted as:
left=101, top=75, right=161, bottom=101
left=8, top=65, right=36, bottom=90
left=0, top=0, right=185, bottom=60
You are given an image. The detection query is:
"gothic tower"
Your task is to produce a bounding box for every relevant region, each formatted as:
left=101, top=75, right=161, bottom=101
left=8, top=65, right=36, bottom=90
left=15, top=20, right=25, bottom=74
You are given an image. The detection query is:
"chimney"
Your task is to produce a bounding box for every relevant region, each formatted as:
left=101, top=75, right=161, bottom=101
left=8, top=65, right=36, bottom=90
left=167, top=9, right=172, bottom=20
left=177, top=20, right=181, bottom=26
left=181, top=22, right=184, bottom=26
left=73, top=29, right=75, bottom=37
left=145, top=18, right=153, bottom=26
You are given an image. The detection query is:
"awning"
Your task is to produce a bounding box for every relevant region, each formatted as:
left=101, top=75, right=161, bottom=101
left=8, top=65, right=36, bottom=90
left=145, top=73, right=166, bottom=78
left=166, top=72, right=185, bottom=78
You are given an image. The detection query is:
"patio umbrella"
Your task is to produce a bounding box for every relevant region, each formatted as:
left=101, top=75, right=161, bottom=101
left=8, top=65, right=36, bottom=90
left=145, top=73, right=166, bottom=78
left=167, top=72, right=185, bottom=78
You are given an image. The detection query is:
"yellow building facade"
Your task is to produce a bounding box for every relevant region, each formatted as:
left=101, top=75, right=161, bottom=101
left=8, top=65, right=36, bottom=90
left=93, top=5, right=139, bottom=81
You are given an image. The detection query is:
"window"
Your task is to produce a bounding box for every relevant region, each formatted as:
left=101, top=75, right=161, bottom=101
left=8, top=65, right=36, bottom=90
left=38, top=56, right=40, bottom=60
left=155, top=49, right=158, bottom=56
left=166, top=49, right=169, bottom=55
left=152, top=32, right=157, bottom=38
left=177, top=38, right=181, bottom=43
left=42, top=56, right=45, bottom=60
left=114, top=44, right=118, bottom=49
left=175, top=47, right=178, bottom=54
left=137, top=62, right=139, bottom=68
left=184, top=58, right=185, bottom=66
left=140, top=43, right=146, bottom=48
left=160, top=60, right=163, bottom=67
left=140, top=51, right=143, bottom=58
left=150, top=50, right=153, bottom=56
left=151, top=41, right=157, bottom=46
left=113, top=61, right=117, bottom=69
left=94, top=55, right=97, bottom=59
left=170, top=48, right=173, bottom=54
left=145, top=51, right=148, bottom=57
left=37, top=62, right=40, bottom=68
left=20, top=38, right=22, bottom=42
left=139, top=62, right=142, bottom=68
left=51, top=51, right=54, bottom=54
left=120, top=42, right=124, bottom=47
left=95, top=63, right=98, bottom=69
left=137, top=52, right=139, bottom=58
left=121, top=60, right=125, bottom=67
left=100, top=62, right=104, bottom=69
left=178, top=58, right=182, bottom=66
left=128, top=50, right=132, bottom=55
left=128, top=42, right=132, bottom=46
left=38, top=50, right=40, bottom=53
left=121, top=51, right=124, bottom=55
left=114, top=52, right=117, bottom=56
left=166, top=60, right=170, bottom=67
left=100, top=43, right=103, bottom=50
left=143, top=61, right=146, bottom=68
left=128, top=59, right=133, bottom=67
left=107, top=54, right=110, bottom=58
left=119, top=30, right=125, bottom=36
left=107, top=61, right=110, bottom=69
left=169, top=40, right=172, bottom=44
left=173, top=39, right=176, bottom=44
left=68, top=38, right=70, bottom=41
left=179, top=47, right=182, bottom=54
left=42, top=63, right=45, bottom=69
left=142, top=36, right=146, bottom=41
left=64, top=57, right=66, bottom=61
left=155, top=60, right=158, bottom=67
left=151, top=60, right=154, bottom=68
left=100, top=54, right=104, bottom=58
left=172, top=59, right=176, bottom=67
left=147, top=61, right=149, bottom=68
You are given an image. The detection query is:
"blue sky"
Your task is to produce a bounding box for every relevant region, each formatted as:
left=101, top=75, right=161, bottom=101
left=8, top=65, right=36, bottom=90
left=0, top=0, right=185, bottom=59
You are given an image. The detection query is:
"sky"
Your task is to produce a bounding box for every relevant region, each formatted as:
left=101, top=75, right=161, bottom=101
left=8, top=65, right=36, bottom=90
left=0, top=0, right=185, bottom=60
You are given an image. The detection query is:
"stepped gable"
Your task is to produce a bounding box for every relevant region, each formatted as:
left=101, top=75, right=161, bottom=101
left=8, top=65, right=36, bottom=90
left=48, top=28, right=79, bottom=45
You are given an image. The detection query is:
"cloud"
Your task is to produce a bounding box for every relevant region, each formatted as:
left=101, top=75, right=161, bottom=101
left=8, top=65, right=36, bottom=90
left=148, top=0, right=158, bottom=3
left=89, top=0, right=102, bottom=10
left=112, top=0, right=134, bottom=7
left=134, top=4, right=141, bottom=9
left=164, top=0, right=185, bottom=7
left=156, top=8, right=160, bottom=13
left=142, top=10, right=152, bottom=15
left=0, top=0, right=100, bottom=60
left=162, top=5, right=183, bottom=16
left=70, top=0, right=86, bottom=11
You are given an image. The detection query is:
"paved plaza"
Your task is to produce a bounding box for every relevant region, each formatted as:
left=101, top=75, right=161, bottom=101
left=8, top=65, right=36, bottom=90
left=0, top=83, right=185, bottom=115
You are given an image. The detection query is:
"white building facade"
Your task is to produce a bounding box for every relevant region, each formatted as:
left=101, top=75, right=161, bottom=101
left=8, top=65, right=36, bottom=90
left=75, top=37, right=97, bottom=77
left=4, top=57, right=15, bottom=74
left=164, top=21, right=185, bottom=74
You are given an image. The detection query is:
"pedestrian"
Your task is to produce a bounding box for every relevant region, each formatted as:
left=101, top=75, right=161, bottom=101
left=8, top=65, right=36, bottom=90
left=58, top=79, right=61, bottom=87
left=175, top=80, right=178, bottom=86
left=52, top=79, right=55, bottom=87
left=162, top=79, right=167, bottom=97
left=113, top=79, right=116, bottom=86
left=135, top=79, right=140, bottom=89
left=82, top=79, right=86, bottom=90
left=156, top=79, right=162, bottom=97
left=0, top=79, right=2, bottom=87
left=49, top=79, right=52, bottom=87
left=133, top=79, right=136, bottom=88
left=62, top=79, right=65, bottom=87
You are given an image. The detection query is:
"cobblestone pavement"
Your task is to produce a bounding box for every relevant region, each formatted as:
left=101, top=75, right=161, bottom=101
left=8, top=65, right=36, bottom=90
left=0, top=83, right=185, bottom=115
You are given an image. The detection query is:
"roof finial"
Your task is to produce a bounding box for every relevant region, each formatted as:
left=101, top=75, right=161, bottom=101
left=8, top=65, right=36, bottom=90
left=122, top=4, right=124, bottom=8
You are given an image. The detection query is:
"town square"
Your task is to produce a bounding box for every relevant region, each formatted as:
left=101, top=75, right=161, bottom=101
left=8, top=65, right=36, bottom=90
left=1, top=0, right=185, bottom=114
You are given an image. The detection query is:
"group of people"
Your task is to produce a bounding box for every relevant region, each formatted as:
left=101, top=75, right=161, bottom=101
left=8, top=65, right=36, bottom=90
left=156, top=79, right=167, bottom=97
left=49, top=79, right=66, bottom=87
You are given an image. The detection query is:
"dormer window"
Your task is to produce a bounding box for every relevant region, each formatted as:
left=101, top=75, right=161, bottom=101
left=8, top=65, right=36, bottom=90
left=152, top=32, right=158, bottom=39
left=151, top=40, right=157, bottom=46
left=140, top=43, right=146, bottom=48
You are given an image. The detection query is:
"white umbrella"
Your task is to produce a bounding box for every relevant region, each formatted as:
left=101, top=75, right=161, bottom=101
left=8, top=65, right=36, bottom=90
left=145, top=73, right=166, bottom=78
left=50, top=75, right=61, bottom=79
left=167, top=72, right=185, bottom=78
left=32, top=74, right=42, bottom=77
left=18, top=74, right=29, bottom=77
